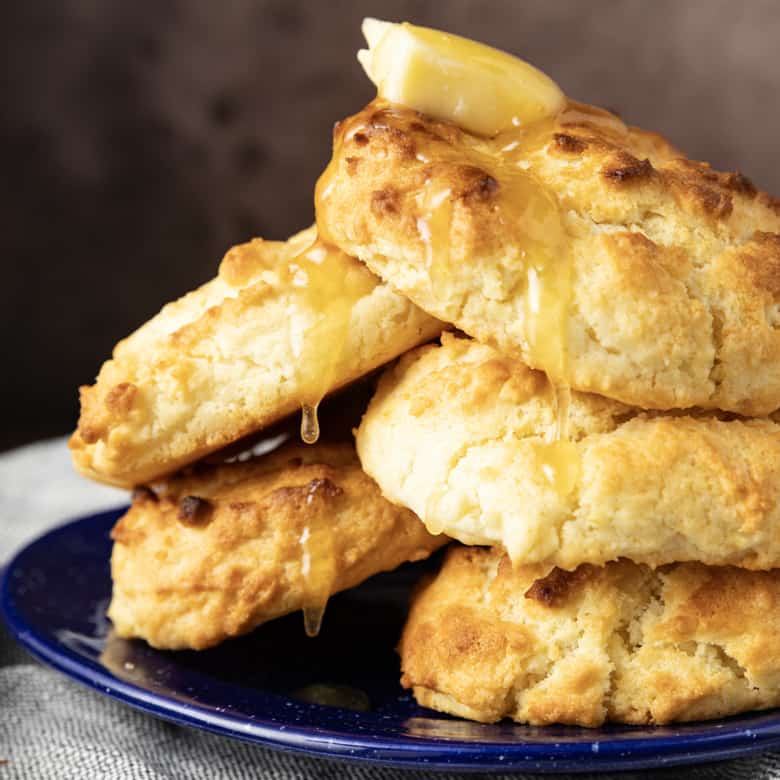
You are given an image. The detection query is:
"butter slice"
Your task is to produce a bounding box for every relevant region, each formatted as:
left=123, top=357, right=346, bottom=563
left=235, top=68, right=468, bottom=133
left=357, top=19, right=565, bottom=136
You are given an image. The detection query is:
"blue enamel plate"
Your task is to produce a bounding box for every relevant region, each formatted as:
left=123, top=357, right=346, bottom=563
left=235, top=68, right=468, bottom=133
left=3, top=509, right=780, bottom=773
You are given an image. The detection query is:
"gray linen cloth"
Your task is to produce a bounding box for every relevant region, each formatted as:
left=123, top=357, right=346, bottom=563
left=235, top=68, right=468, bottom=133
left=1, top=438, right=780, bottom=779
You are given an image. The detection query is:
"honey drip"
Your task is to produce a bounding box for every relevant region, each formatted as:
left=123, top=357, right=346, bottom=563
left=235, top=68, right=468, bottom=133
left=532, top=377, right=578, bottom=495
left=299, top=482, right=338, bottom=637
left=285, top=236, right=376, bottom=445
left=552, top=382, right=572, bottom=442
left=300, top=403, right=320, bottom=445
left=302, top=604, right=326, bottom=638
left=535, top=437, right=580, bottom=496
left=423, top=483, right=448, bottom=537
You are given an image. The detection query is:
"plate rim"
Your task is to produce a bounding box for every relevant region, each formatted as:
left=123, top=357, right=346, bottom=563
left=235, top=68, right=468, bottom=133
left=3, top=509, right=780, bottom=773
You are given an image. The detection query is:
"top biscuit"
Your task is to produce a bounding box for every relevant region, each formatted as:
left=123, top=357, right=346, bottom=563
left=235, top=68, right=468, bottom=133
left=316, top=99, right=780, bottom=414
left=70, top=226, right=442, bottom=487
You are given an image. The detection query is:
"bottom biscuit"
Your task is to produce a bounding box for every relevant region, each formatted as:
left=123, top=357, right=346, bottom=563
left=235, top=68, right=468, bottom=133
left=109, top=440, right=447, bottom=650
left=399, top=546, right=780, bottom=726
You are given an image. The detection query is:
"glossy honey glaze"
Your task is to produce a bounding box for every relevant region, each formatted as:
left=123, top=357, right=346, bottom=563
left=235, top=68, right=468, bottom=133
left=317, top=101, right=628, bottom=508
left=276, top=239, right=375, bottom=634
left=281, top=237, right=376, bottom=445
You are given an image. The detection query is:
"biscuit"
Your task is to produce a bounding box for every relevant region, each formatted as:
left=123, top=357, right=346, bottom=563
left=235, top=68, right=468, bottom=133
left=70, top=226, right=442, bottom=487
left=357, top=334, right=780, bottom=569
left=317, top=99, right=780, bottom=414
left=108, top=440, right=447, bottom=650
left=399, top=546, right=780, bottom=726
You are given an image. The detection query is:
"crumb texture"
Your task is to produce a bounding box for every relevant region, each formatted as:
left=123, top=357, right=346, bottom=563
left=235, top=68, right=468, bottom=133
left=357, top=334, right=780, bottom=569
left=70, top=225, right=442, bottom=488
left=399, top=546, right=780, bottom=726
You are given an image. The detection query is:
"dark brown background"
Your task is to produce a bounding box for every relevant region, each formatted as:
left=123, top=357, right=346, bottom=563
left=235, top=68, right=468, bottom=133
left=2, top=0, right=779, bottom=451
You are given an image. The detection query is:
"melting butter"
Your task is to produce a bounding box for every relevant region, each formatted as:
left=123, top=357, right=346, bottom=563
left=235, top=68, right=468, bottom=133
left=357, top=19, right=565, bottom=136
left=284, top=238, right=376, bottom=444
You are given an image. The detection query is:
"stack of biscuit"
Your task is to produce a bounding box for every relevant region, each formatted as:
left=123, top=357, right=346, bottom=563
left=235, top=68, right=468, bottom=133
left=70, top=225, right=448, bottom=647
left=71, top=20, right=780, bottom=728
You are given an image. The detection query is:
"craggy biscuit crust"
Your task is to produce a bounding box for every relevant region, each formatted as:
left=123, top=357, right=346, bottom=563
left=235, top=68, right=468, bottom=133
left=70, top=226, right=442, bottom=487
left=108, top=441, right=447, bottom=649
left=318, top=100, right=780, bottom=414
left=400, top=546, right=780, bottom=726
left=357, top=334, right=780, bottom=569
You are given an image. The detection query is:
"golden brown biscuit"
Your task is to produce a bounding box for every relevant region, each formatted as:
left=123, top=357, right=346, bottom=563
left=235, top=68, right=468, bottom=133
left=108, top=440, right=447, bottom=650
left=317, top=99, right=780, bottom=415
left=70, top=226, right=443, bottom=488
left=357, top=334, right=780, bottom=569
left=400, top=546, right=780, bottom=726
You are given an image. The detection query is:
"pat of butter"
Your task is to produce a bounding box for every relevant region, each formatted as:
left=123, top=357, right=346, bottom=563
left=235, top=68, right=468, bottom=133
left=357, top=19, right=565, bottom=136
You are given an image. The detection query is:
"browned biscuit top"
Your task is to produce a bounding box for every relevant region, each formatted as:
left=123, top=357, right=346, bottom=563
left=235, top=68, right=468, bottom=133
left=70, top=225, right=442, bottom=488
left=400, top=546, right=780, bottom=727
left=317, top=99, right=780, bottom=414
left=108, top=440, right=447, bottom=650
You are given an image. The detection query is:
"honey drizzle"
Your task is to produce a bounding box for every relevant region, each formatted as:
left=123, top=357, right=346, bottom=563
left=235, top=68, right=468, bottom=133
left=552, top=382, right=572, bottom=442
left=299, top=481, right=339, bottom=637
left=534, top=380, right=579, bottom=497
left=488, top=118, right=579, bottom=492
left=410, top=103, right=578, bottom=468
left=508, top=102, right=626, bottom=493
left=280, top=236, right=373, bottom=635
left=423, top=484, right=448, bottom=537
left=416, top=183, right=453, bottom=294
left=317, top=101, right=632, bottom=506
left=285, top=236, right=376, bottom=445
